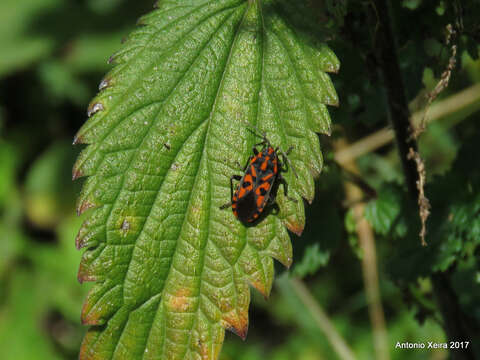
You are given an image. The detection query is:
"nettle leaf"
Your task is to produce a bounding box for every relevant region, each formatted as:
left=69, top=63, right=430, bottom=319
left=73, top=1, right=339, bottom=359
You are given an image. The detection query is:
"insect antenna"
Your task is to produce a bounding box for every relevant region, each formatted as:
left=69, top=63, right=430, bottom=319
left=240, top=120, right=271, bottom=146
left=240, top=120, right=297, bottom=178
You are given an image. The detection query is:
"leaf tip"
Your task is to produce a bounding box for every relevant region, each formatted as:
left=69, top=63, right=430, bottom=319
left=327, top=95, right=339, bottom=107
left=222, top=312, right=249, bottom=340
left=81, top=302, right=105, bottom=326
left=287, top=222, right=304, bottom=237
left=75, top=231, right=85, bottom=250
left=87, top=102, right=105, bottom=118
left=324, top=128, right=332, bottom=137
left=226, top=323, right=248, bottom=341
left=107, top=55, right=116, bottom=65
left=77, top=200, right=96, bottom=216
left=327, top=62, right=340, bottom=74
left=72, top=133, right=86, bottom=145
left=98, top=77, right=112, bottom=91
left=72, top=165, right=84, bottom=180
left=77, top=266, right=97, bottom=284
left=285, top=256, right=293, bottom=269
left=250, top=280, right=271, bottom=299
left=75, top=227, right=97, bottom=250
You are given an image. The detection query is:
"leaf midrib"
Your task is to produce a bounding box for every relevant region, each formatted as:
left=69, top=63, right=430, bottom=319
left=103, top=3, right=250, bottom=359
left=161, top=2, right=253, bottom=357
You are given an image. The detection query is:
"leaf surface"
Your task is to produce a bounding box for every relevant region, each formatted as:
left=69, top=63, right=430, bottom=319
left=73, top=1, right=339, bottom=358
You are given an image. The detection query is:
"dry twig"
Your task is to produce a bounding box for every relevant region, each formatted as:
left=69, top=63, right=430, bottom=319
left=407, top=148, right=431, bottom=246
left=413, top=24, right=457, bottom=139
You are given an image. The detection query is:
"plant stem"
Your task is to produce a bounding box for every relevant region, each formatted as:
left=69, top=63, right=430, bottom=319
left=372, top=0, right=476, bottom=358
left=334, top=83, right=480, bottom=165
left=336, top=138, right=390, bottom=360
left=289, top=277, right=357, bottom=360
left=431, top=273, right=476, bottom=360
left=371, top=0, right=418, bottom=199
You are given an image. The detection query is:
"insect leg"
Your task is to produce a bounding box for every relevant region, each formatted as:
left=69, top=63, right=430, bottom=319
left=279, top=148, right=298, bottom=179
left=278, top=174, right=298, bottom=203
left=245, top=123, right=271, bottom=148
left=219, top=202, right=232, bottom=209
left=220, top=174, right=242, bottom=209
left=230, top=175, right=242, bottom=198
left=285, top=146, right=294, bottom=156
left=243, top=156, right=253, bottom=172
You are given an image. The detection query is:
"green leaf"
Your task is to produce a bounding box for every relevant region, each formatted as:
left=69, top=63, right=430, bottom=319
left=364, top=184, right=406, bottom=237
left=73, top=1, right=339, bottom=358
left=292, top=244, right=330, bottom=278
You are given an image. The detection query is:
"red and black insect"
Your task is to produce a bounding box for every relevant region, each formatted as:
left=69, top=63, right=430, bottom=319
left=220, top=128, right=297, bottom=224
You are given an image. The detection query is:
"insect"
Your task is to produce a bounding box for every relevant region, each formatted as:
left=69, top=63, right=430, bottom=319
left=220, top=126, right=297, bottom=224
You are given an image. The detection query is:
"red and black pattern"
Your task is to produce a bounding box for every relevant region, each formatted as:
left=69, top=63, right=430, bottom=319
left=221, top=131, right=296, bottom=224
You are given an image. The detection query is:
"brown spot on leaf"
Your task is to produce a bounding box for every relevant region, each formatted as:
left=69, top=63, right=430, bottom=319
left=196, top=339, right=210, bottom=360
left=121, top=219, right=130, bottom=233
left=168, top=288, right=193, bottom=312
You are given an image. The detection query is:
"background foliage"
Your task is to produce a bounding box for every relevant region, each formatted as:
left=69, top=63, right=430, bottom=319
left=0, top=0, right=479, bottom=359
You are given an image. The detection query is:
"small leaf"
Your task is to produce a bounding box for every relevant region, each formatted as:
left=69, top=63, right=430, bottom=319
left=292, top=244, right=330, bottom=278
left=74, top=1, right=339, bottom=358
left=365, top=184, right=405, bottom=236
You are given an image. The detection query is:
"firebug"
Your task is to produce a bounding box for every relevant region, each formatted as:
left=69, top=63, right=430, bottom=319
left=220, top=126, right=297, bottom=224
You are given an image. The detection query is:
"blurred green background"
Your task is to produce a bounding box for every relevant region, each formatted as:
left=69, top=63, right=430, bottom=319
left=0, top=1, right=479, bottom=359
